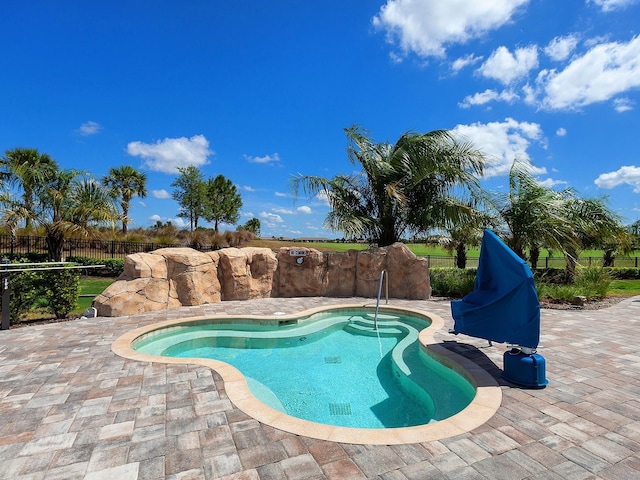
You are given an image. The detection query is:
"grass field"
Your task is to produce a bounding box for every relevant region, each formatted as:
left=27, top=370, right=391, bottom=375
left=75, top=277, right=115, bottom=313
left=247, top=239, right=640, bottom=259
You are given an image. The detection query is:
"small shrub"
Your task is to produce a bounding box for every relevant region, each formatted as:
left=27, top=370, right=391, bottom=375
left=42, top=269, right=80, bottom=318
left=575, top=266, right=611, bottom=299
left=533, top=268, right=566, bottom=284
left=537, top=283, right=580, bottom=302
left=1, top=259, right=42, bottom=324
left=430, top=268, right=476, bottom=298
left=604, top=267, right=640, bottom=280
left=66, top=256, right=124, bottom=277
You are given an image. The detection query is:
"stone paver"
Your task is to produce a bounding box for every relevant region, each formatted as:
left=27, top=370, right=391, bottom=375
left=1, top=295, right=639, bottom=479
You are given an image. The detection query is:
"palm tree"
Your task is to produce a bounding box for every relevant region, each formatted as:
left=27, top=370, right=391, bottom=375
left=2, top=166, right=119, bottom=261
left=1, top=148, right=58, bottom=230
left=292, top=125, right=486, bottom=247
left=102, top=165, right=147, bottom=234
left=487, top=159, right=577, bottom=268
left=563, top=195, right=630, bottom=279
left=437, top=213, right=488, bottom=268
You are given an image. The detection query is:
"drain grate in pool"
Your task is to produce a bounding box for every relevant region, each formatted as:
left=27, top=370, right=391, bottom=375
left=324, top=356, right=342, bottom=364
left=329, top=402, right=352, bottom=415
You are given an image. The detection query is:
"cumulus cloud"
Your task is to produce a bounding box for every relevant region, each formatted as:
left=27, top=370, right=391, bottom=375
left=297, top=206, right=312, bottom=214
left=242, top=185, right=256, bottom=192
left=613, top=97, right=634, bottom=112
left=451, top=53, right=483, bottom=73
left=595, top=165, right=640, bottom=192
left=556, top=128, right=567, bottom=136
left=537, top=35, right=640, bottom=110
left=274, top=191, right=288, bottom=197
left=273, top=208, right=294, bottom=215
left=260, top=211, right=284, bottom=223
left=127, top=134, right=212, bottom=174
left=372, top=0, right=529, bottom=58
left=451, top=118, right=546, bottom=177
left=478, top=45, right=538, bottom=84
left=538, top=178, right=569, bottom=188
left=315, top=190, right=330, bottom=206
left=588, top=0, right=639, bottom=11
left=152, top=189, right=171, bottom=199
left=544, top=34, right=579, bottom=61
left=459, top=88, right=519, bottom=108
left=244, top=153, right=281, bottom=164
left=78, top=121, right=102, bottom=136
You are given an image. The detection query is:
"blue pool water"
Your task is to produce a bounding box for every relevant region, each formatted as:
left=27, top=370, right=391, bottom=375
left=133, top=309, right=475, bottom=429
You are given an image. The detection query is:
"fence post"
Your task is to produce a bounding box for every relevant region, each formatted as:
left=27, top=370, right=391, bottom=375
left=1, top=259, right=9, bottom=330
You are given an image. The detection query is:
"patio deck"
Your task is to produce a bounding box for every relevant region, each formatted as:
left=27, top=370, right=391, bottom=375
left=1, top=296, right=639, bottom=479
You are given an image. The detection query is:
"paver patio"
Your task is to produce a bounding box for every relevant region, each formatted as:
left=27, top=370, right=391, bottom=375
left=1, top=295, right=639, bottom=479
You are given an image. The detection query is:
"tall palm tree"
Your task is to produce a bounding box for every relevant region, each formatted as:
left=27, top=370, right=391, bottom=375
left=563, top=195, right=630, bottom=279
left=1, top=148, right=58, bottom=230
left=292, top=125, right=486, bottom=247
left=487, top=159, right=577, bottom=268
left=2, top=166, right=119, bottom=261
left=102, top=165, right=147, bottom=234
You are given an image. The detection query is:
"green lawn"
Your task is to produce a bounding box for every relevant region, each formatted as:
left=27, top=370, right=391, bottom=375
left=609, top=279, right=640, bottom=297
left=74, top=277, right=115, bottom=314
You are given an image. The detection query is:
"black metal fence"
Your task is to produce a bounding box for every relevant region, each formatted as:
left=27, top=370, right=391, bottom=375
left=2, top=235, right=640, bottom=268
left=0, top=235, right=217, bottom=260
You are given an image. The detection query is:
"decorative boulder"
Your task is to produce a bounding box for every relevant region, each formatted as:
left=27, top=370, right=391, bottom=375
left=93, top=242, right=430, bottom=317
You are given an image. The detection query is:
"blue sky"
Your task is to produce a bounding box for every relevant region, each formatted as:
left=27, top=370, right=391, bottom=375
left=2, top=0, right=640, bottom=239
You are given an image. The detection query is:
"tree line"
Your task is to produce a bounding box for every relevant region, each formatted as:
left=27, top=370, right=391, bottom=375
left=0, top=148, right=259, bottom=261
left=1, top=125, right=635, bottom=279
left=293, top=125, right=633, bottom=280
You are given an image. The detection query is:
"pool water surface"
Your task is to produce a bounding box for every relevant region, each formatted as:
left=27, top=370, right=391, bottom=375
left=132, top=308, right=475, bottom=429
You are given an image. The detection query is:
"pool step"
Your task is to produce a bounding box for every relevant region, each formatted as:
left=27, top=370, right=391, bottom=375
left=344, top=318, right=405, bottom=336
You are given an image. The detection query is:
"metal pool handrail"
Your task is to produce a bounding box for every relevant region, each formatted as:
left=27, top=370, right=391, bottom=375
left=373, top=269, right=388, bottom=330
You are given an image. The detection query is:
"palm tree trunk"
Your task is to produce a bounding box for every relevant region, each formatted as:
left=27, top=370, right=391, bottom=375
left=456, top=242, right=467, bottom=269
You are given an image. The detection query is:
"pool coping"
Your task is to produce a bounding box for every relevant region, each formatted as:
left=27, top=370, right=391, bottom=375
left=111, top=303, right=502, bottom=445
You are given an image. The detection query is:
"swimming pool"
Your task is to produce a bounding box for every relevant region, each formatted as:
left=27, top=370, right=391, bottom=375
left=113, top=304, right=502, bottom=444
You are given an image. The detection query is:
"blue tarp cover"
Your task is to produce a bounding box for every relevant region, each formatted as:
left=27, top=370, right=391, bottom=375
left=450, top=229, right=540, bottom=348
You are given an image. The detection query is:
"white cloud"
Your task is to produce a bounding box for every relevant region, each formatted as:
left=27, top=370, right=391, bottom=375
left=273, top=208, right=294, bottom=215
left=544, top=34, right=579, bottom=61
left=242, top=185, right=256, bottom=192
left=538, top=35, right=640, bottom=110
left=595, top=165, right=640, bottom=192
left=459, top=88, right=519, bottom=108
left=451, top=53, right=483, bottom=72
left=315, top=190, right=330, bottom=206
left=451, top=118, right=546, bottom=177
left=297, top=206, right=312, bottom=214
left=78, top=121, right=102, bottom=136
left=260, top=211, right=284, bottom=223
left=127, top=134, right=213, bottom=174
left=478, top=45, right=538, bottom=84
left=613, top=97, right=634, bottom=112
left=538, top=178, right=568, bottom=188
left=588, top=0, right=639, bottom=12
left=244, top=153, right=281, bottom=164
left=152, top=189, right=171, bottom=199
left=556, top=128, right=567, bottom=136
left=372, top=0, right=529, bottom=59
left=274, top=191, right=288, bottom=197
left=171, top=217, right=189, bottom=228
